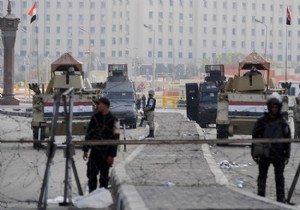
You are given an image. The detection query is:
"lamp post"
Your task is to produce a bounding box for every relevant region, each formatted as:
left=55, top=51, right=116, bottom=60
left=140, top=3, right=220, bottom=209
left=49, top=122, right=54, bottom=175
left=144, top=24, right=156, bottom=90
left=80, top=27, right=92, bottom=73
left=254, top=18, right=268, bottom=58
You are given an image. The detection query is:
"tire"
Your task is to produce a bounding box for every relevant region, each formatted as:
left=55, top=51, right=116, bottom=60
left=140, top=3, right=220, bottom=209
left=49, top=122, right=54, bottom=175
left=216, top=124, right=229, bottom=146
left=199, top=123, right=207, bottom=128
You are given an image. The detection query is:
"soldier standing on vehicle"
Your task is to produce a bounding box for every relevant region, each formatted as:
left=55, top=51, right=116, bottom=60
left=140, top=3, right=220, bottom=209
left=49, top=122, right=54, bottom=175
left=293, top=96, right=300, bottom=138
left=145, top=90, right=156, bottom=138
left=82, top=97, right=120, bottom=192
left=251, top=92, right=291, bottom=203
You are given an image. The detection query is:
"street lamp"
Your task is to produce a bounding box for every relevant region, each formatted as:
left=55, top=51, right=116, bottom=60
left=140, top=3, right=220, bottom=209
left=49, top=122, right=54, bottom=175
left=254, top=18, right=268, bottom=58
left=80, top=27, right=92, bottom=73
left=144, top=24, right=156, bottom=90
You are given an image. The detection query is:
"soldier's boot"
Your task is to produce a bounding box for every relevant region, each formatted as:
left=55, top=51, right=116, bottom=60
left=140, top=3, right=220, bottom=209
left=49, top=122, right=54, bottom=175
left=146, top=129, right=154, bottom=138
left=138, top=118, right=145, bottom=127
left=257, top=182, right=266, bottom=197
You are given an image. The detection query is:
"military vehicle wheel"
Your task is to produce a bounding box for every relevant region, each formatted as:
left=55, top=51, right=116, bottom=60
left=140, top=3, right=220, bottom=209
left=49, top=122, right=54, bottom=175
left=132, top=123, right=137, bottom=129
left=199, top=123, right=207, bottom=128
left=216, top=124, right=229, bottom=146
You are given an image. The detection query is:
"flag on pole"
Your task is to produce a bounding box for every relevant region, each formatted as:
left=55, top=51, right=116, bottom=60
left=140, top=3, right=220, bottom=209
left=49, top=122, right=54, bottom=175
left=286, top=6, right=291, bottom=25
left=28, top=2, right=37, bottom=24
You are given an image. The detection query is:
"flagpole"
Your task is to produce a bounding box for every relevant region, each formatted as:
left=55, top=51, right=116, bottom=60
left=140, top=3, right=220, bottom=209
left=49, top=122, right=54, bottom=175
left=36, top=20, right=39, bottom=84
left=285, top=26, right=287, bottom=82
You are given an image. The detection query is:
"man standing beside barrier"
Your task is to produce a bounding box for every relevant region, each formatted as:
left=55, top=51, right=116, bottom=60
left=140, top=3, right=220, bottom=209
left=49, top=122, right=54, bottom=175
left=293, top=96, right=300, bottom=138
left=145, top=90, right=156, bottom=138
left=251, top=92, right=291, bottom=203
left=82, top=97, right=120, bottom=192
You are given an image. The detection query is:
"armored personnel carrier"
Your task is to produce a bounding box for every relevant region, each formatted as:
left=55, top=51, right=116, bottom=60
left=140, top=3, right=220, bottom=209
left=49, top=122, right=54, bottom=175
left=186, top=65, right=225, bottom=128
left=103, top=64, right=138, bottom=128
left=215, top=52, right=288, bottom=139
left=30, top=53, right=102, bottom=143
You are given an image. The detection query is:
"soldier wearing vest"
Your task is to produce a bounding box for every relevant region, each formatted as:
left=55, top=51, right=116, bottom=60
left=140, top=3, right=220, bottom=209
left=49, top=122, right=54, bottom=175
left=145, top=89, right=156, bottom=138
left=251, top=92, right=291, bottom=203
left=293, top=96, right=300, bottom=138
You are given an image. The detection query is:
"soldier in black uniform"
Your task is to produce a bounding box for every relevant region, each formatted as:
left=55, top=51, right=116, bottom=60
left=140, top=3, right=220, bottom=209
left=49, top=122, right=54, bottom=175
left=83, top=97, right=120, bottom=192
left=251, top=92, right=291, bottom=203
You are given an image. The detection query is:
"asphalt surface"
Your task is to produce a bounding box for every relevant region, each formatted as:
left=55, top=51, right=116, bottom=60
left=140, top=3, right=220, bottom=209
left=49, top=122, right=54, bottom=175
left=0, top=105, right=299, bottom=209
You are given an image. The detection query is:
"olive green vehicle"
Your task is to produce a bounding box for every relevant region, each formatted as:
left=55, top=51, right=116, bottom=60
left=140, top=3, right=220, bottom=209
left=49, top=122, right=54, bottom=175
left=29, top=53, right=102, bottom=141
left=215, top=52, right=289, bottom=139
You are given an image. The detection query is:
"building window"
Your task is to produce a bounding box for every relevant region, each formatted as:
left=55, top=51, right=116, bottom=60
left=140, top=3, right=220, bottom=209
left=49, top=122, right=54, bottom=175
left=213, top=27, right=217, bottom=35
left=231, top=41, right=236, bottom=48
left=168, top=52, right=172, bottom=58
left=222, top=40, right=226, bottom=47
left=179, top=52, right=182, bottom=58
left=159, top=12, right=163, bottom=19
left=277, top=54, right=283, bottom=61
left=158, top=51, right=163, bottom=58
left=149, top=11, right=153, bottom=19
left=79, top=2, right=84, bottom=8
left=169, top=26, right=173, bottom=32
left=90, top=15, right=95, bottom=21
left=119, top=51, right=122, bottom=57
left=148, top=51, right=152, bottom=58
left=168, top=39, right=173, bottom=46
left=46, top=15, right=50, bottom=21
left=112, top=25, right=116, bottom=32
left=56, top=39, right=60, bottom=45
left=188, top=52, right=192, bottom=58
left=158, top=38, right=163, bottom=45
left=56, top=27, right=60, bottom=33
left=179, top=26, right=183, bottom=33
left=112, top=51, right=116, bottom=57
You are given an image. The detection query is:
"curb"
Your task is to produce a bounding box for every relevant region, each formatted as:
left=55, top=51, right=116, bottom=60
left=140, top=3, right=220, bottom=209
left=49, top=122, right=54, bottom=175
left=0, top=109, right=32, bottom=117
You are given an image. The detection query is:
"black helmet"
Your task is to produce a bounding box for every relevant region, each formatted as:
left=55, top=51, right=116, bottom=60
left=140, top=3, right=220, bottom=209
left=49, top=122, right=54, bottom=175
left=267, top=92, right=282, bottom=111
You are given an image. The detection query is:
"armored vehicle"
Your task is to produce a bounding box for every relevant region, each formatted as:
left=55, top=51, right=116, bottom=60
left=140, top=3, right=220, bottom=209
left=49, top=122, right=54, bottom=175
left=215, top=52, right=288, bottom=139
left=186, top=65, right=225, bottom=128
left=30, top=53, right=102, bottom=142
left=103, top=64, right=138, bottom=128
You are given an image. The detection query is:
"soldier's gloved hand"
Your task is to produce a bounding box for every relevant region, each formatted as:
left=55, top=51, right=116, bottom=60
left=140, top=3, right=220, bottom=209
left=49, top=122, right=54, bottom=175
left=253, top=156, right=260, bottom=164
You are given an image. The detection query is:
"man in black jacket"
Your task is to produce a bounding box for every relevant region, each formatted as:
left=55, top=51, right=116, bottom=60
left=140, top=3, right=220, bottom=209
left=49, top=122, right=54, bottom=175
left=83, top=97, right=120, bottom=192
left=251, top=92, right=291, bottom=203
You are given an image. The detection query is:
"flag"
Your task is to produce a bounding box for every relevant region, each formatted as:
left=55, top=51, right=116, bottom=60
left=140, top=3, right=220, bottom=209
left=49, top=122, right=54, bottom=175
left=28, top=2, right=36, bottom=23
left=286, top=6, right=291, bottom=25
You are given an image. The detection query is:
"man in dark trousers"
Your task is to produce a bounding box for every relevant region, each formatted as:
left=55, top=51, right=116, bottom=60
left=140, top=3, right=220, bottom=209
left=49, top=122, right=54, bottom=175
left=145, top=90, right=156, bottom=138
left=251, top=92, right=291, bottom=203
left=83, top=97, right=120, bottom=192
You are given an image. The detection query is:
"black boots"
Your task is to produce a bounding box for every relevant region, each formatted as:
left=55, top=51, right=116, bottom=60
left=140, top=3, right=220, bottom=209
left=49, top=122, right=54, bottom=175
left=146, top=129, right=154, bottom=138
left=138, top=118, right=145, bottom=127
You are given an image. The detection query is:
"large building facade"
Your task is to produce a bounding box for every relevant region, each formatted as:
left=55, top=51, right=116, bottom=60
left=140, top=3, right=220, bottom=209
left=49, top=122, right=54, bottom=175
left=0, top=0, right=298, bottom=82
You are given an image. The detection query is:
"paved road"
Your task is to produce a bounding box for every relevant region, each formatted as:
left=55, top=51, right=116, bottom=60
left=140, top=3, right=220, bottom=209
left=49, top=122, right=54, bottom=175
left=0, top=107, right=298, bottom=209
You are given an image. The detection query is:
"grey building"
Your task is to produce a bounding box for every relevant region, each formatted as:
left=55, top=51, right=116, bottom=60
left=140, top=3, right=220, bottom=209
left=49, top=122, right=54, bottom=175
left=0, top=0, right=299, bottom=82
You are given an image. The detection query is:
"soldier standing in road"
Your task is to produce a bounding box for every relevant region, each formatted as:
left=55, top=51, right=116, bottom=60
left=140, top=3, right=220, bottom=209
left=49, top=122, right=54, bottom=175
left=145, top=90, right=156, bottom=138
left=141, top=94, right=146, bottom=110
left=251, top=92, right=291, bottom=203
left=293, top=97, right=300, bottom=138
left=82, top=97, right=120, bottom=192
